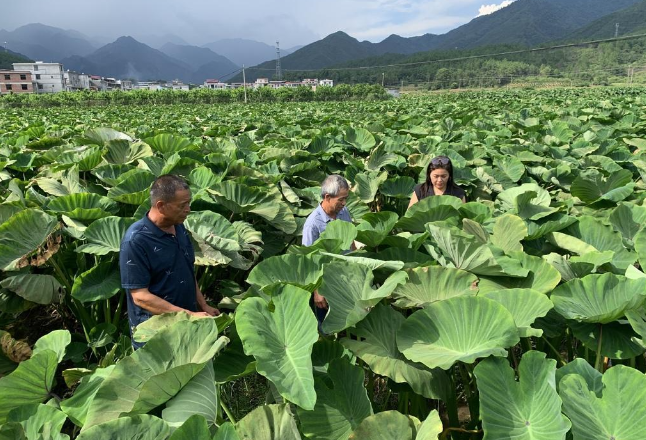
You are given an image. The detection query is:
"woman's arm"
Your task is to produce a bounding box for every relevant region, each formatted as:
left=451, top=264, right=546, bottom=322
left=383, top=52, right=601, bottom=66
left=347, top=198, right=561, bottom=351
left=407, top=191, right=419, bottom=209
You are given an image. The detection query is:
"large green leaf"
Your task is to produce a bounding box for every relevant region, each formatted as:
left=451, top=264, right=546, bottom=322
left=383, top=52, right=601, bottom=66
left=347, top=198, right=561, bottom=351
left=169, top=415, right=212, bottom=440
left=555, top=358, right=602, bottom=396
left=104, top=139, right=153, bottom=165
left=132, top=312, right=232, bottom=344
left=76, top=216, right=135, bottom=255
left=47, top=193, right=118, bottom=221
left=348, top=411, right=420, bottom=440
left=341, top=304, right=450, bottom=400
left=246, top=254, right=324, bottom=292
left=214, top=422, right=241, bottom=440
left=551, top=273, right=646, bottom=324
left=571, top=169, right=634, bottom=204
left=208, top=181, right=268, bottom=213
left=162, top=361, right=218, bottom=427
left=569, top=320, right=645, bottom=359
left=60, top=366, right=115, bottom=427
left=560, top=365, right=646, bottom=440
left=609, top=203, right=646, bottom=244
left=355, top=211, right=399, bottom=248
left=6, top=403, right=69, bottom=440
left=353, top=172, right=388, bottom=203
left=474, top=351, right=571, bottom=440
left=32, top=329, right=71, bottom=363
left=391, top=266, right=477, bottom=308
left=482, top=289, right=554, bottom=338
left=0, top=209, right=58, bottom=271
left=426, top=224, right=528, bottom=278
left=380, top=176, right=416, bottom=198
left=1, top=274, right=64, bottom=305
left=319, top=261, right=407, bottom=333
left=81, top=127, right=132, bottom=146
left=184, top=210, right=256, bottom=269
left=344, top=127, right=376, bottom=151
left=0, top=350, right=58, bottom=423
left=107, top=170, right=155, bottom=205
left=478, top=252, right=561, bottom=295
left=71, top=262, right=121, bottom=303
left=84, top=319, right=228, bottom=429
left=497, top=184, right=553, bottom=219
left=297, top=358, right=372, bottom=440
left=145, top=133, right=194, bottom=157
left=77, top=415, right=171, bottom=440
left=562, top=216, right=637, bottom=272
left=397, top=196, right=462, bottom=232
left=397, top=296, right=519, bottom=370
left=236, top=404, right=301, bottom=440
left=236, top=285, right=318, bottom=410
left=490, top=214, right=527, bottom=253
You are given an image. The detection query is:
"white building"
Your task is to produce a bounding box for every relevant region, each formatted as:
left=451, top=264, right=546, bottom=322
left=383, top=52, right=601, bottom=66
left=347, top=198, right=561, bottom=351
left=319, top=79, right=334, bottom=87
left=13, top=62, right=66, bottom=93
left=253, top=78, right=269, bottom=89
left=64, top=70, right=90, bottom=91
left=204, top=79, right=228, bottom=89
left=168, top=80, right=189, bottom=91
left=134, top=81, right=163, bottom=91
left=89, top=75, right=108, bottom=91
left=120, top=80, right=133, bottom=91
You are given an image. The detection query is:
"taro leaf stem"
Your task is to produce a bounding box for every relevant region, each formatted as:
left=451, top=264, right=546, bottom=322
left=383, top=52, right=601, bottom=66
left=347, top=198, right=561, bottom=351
left=594, top=324, right=604, bottom=372
left=541, top=337, right=567, bottom=367
left=220, top=399, right=236, bottom=424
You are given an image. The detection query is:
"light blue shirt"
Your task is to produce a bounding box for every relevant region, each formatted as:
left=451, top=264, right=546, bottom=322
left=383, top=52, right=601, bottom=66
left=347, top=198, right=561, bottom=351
left=302, top=204, right=352, bottom=246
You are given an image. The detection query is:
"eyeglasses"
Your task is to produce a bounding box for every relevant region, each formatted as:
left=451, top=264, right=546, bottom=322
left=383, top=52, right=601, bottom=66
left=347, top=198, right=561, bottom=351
left=431, top=156, right=450, bottom=166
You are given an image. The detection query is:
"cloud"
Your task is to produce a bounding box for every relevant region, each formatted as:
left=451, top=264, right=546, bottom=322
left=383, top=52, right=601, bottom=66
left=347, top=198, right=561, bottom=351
left=477, top=0, right=515, bottom=17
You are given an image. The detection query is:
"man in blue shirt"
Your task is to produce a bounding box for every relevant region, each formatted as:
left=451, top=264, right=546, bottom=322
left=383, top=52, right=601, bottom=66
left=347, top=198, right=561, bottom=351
left=120, top=174, right=219, bottom=349
left=302, top=174, right=352, bottom=327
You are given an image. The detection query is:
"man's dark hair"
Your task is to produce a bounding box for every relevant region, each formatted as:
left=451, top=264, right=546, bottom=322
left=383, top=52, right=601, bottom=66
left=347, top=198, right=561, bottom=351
left=150, top=174, right=190, bottom=205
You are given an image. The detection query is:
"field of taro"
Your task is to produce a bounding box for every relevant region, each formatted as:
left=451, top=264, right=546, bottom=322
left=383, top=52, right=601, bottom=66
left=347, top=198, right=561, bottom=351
left=2, top=87, right=646, bottom=439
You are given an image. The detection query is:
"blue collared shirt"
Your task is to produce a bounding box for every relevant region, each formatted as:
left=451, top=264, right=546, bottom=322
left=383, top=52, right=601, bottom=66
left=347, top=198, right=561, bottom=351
left=302, top=204, right=352, bottom=246
left=120, top=212, right=197, bottom=338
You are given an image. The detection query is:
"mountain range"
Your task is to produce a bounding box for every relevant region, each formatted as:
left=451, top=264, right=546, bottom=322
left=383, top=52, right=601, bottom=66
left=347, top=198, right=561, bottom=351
left=2, top=0, right=645, bottom=83
left=237, top=0, right=644, bottom=81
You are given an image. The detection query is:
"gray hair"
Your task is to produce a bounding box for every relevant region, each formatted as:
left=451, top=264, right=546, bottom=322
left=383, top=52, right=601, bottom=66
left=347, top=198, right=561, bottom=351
left=150, top=174, right=190, bottom=205
left=321, top=174, right=350, bottom=199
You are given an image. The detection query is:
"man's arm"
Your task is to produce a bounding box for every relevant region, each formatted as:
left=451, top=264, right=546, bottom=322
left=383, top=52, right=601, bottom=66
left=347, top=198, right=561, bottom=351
left=195, top=279, right=220, bottom=316
left=131, top=287, right=210, bottom=317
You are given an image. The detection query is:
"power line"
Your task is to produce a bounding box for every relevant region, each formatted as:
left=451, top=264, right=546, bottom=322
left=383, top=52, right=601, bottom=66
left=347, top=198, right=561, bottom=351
left=243, top=32, right=646, bottom=73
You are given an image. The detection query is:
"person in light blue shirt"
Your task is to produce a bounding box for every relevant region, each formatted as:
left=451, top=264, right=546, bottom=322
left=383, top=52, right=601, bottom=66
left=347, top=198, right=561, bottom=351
left=302, top=175, right=352, bottom=329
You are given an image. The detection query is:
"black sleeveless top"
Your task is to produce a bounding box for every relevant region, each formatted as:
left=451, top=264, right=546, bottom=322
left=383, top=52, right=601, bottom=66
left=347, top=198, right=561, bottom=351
left=414, top=183, right=466, bottom=201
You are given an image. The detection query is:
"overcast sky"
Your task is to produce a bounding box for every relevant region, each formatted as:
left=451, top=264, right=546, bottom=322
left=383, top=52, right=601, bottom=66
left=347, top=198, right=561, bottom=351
left=1, top=0, right=516, bottom=47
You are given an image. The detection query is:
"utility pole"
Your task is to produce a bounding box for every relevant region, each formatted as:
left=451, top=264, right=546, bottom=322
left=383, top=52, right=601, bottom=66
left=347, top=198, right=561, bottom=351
left=275, top=41, right=282, bottom=81
left=242, top=65, right=247, bottom=103
left=382, top=72, right=385, bottom=87
left=3, top=42, right=6, bottom=53
left=615, top=23, right=619, bottom=38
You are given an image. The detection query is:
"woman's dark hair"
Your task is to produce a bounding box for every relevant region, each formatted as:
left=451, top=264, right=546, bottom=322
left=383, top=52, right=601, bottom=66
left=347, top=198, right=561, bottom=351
left=419, top=155, right=455, bottom=198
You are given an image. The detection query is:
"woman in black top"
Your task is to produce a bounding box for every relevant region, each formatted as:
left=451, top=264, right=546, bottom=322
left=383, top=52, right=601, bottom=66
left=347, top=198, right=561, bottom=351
left=408, top=155, right=466, bottom=208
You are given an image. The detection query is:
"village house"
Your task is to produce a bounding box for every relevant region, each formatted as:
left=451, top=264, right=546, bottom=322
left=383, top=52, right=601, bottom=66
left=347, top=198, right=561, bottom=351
left=13, top=62, right=66, bottom=93
left=204, top=79, right=229, bottom=90
left=0, top=70, right=34, bottom=94
left=64, top=70, right=90, bottom=91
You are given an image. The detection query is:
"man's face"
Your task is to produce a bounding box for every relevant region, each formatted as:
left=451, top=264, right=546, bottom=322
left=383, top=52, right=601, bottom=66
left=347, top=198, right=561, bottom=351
left=159, top=189, right=191, bottom=224
left=324, top=188, right=348, bottom=215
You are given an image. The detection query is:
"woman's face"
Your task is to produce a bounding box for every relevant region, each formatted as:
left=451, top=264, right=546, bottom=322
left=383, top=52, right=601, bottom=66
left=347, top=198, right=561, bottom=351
left=430, top=168, right=449, bottom=190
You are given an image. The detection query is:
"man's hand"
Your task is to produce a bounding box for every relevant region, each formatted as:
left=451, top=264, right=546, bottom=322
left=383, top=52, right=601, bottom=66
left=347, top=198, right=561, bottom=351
left=313, top=291, right=328, bottom=309
left=201, top=303, right=221, bottom=316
